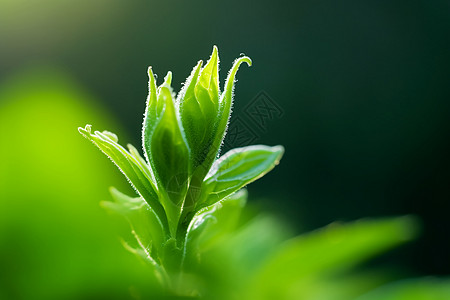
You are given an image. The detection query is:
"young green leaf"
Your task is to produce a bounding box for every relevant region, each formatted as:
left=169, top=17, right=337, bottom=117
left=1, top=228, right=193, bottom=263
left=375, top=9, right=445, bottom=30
left=150, top=87, right=189, bottom=201
left=78, top=124, right=168, bottom=234
left=178, top=60, right=204, bottom=170
left=102, top=187, right=165, bottom=261
left=145, top=73, right=190, bottom=235
left=179, top=48, right=219, bottom=175
left=142, top=66, right=159, bottom=161
left=178, top=47, right=224, bottom=218
left=211, top=55, right=252, bottom=159
left=199, top=145, right=284, bottom=207
left=102, top=188, right=171, bottom=287
left=187, top=189, right=248, bottom=254
left=127, top=143, right=157, bottom=186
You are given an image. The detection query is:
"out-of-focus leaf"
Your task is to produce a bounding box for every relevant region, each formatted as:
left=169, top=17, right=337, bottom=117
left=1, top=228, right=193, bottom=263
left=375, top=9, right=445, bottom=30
left=194, top=215, right=290, bottom=300
left=179, top=214, right=289, bottom=300
left=248, top=216, right=418, bottom=299
left=160, top=238, right=183, bottom=274
left=0, top=69, right=164, bottom=299
left=187, top=189, right=248, bottom=255
left=199, top=145, right=284, bottom=207
left=356, top=278, right=450, bottom=300
left=279, top=271, right=393, bottom=300
left=101, top=187, right=165, bottom=263
left=78, top=125, right=168, bottom=234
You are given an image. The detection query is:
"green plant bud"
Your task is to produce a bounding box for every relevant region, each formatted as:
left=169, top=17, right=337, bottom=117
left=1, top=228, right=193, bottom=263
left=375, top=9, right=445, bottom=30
left=143, top=71, right=190, bottom=236
left=179, top=46, right=220, bottom=178
left=177, top=48, right=252, bottom=222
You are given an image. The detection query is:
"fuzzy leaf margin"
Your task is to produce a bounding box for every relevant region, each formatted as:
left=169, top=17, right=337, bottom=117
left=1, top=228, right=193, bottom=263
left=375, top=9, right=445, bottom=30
left=78, top=125, right=169, bottom=235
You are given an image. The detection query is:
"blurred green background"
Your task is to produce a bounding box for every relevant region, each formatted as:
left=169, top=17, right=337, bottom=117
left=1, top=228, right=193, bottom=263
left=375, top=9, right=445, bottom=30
left=1, top=0, right=449, bottom=298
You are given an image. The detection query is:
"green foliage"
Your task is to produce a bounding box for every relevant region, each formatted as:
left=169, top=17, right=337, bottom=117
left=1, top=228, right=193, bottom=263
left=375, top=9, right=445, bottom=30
left=79, top=46, right=274, bottom=286
left=79, top=47, right=448, bottom=299
left=199, top=145, right=284, bottom=208
left=245, top=217, right=417, bottom=299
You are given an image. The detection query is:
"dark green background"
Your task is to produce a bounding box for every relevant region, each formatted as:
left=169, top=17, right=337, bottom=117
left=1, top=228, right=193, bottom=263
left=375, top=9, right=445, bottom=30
left=1, top=0, right=449, bottom=277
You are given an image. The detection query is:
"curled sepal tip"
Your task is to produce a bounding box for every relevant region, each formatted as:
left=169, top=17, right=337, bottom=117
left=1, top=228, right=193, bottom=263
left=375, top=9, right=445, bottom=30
left=162, top=71, right=173, bottom=87
left=210, top=55, right=252, bottom=160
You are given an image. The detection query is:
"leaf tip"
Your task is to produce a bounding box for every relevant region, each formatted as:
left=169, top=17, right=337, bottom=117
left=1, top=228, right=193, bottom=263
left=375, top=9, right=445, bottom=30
left=78, top=124, right=92, bottom=136
left=164, top=71, right=173, bottom=86
left=147, top=66, right=154, bottom=77
left=211, top=45, right=219, bottom=60
left=273, top=145, right=285, bottom=158
left=147, top=66, right=157, bottom=88
left=241, top=56, right=252, bottom=67
left=108, top=186, right=119, bottom=195
left=397, top=215, right=421, bottom=241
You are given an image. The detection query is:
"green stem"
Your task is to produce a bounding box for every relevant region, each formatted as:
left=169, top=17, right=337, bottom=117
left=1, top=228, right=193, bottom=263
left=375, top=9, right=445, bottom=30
left=176, top=172, right=203, bottom=247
